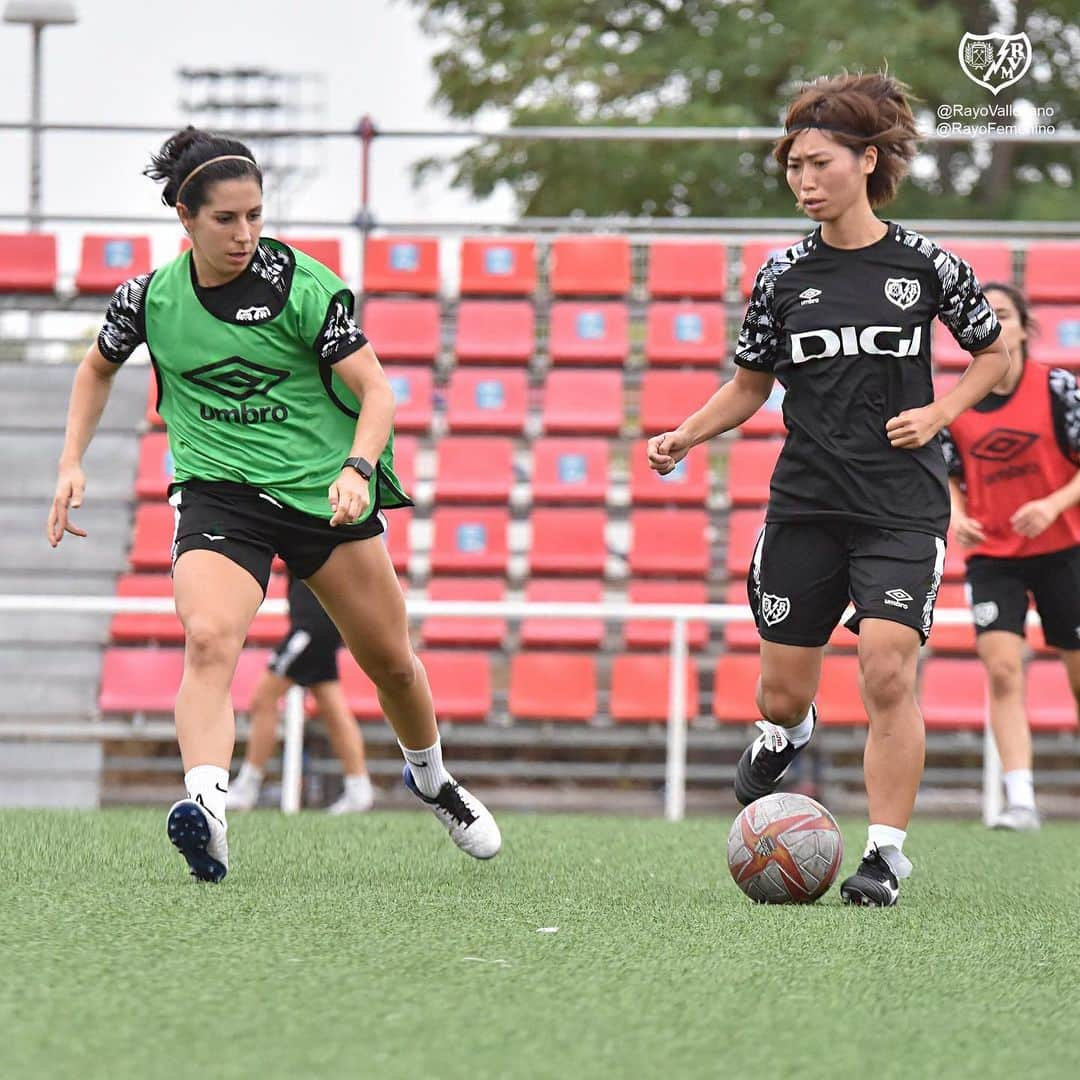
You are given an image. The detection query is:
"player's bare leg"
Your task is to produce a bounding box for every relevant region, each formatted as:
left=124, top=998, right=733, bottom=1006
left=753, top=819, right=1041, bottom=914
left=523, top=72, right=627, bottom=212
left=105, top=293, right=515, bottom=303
left=307, top=537, right=499, bottom=857
left=229, top=669, right=293, bottom=811
left=310, top=680, right=374, bottom=813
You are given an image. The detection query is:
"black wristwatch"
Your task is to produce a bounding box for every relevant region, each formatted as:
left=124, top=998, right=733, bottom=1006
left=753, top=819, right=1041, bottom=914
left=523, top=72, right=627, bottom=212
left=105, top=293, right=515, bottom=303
left=342, top=456, right=374, bottom=481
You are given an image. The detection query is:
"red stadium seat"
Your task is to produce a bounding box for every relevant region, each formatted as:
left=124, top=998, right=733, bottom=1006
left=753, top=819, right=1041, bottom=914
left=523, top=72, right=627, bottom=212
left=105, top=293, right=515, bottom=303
left=542, top=370, right=623, bottom=435
left=938, top=241, right=1012, bottom=287
left=362, top=299, right=440, bottom=363
left=928, top=583, right=976, bottom=655
left=384, top=508, right=412, bottom=573
left=363, top=235, right=439, bottom=295
left=459, top=237, right=536, bottom=296
left=624, top=580, right=709, bottom=649
left=509, top=653, right=597, bottom=721
left=1032, top=306, right=1080, bottom=370
left=644, top=303, right=726, bottom=366
left=135, top=432, right=174, bottom=500
left=100, top=648, right=271, bottom=713
left=529, top=509, right=608, bottom=576
left=723, top=583, right=759, bottom=651
left=385, top=366, right=434, bottom=433
left=421, top=578, right=507, bottom=648
left=1024, top=243, right=1080, bottom=303
left=455, top=300, right=535, bottom=364
left=430, top=508, right=509, bottom=574
left=629, top=444, right=708, bottom=505
left=610, top=655, right=700, bottom=724
left=725, top=510, right=765, bottom=578
left=646, top=241, right=727, bottom=299
left=629, top=510, right=710, bottom=577
left=548, top=302, right=629, bottom=365
left=75, top=235, right=152, bottom=294
left=419, top=651, right=492, bottom=721
left=921, top=658, right=986, bottom=729
left=943, top=531, right=966, bottom=582
left=1027, top=662, right=1078, bottom=731
left=713, top=654, right=763, bottom=724
left=434, top=437, right=515, bottom=503
left=549, top=236, right=630, bottom=296
left=280, top=236, right=343, bottom=277
left=933, top=320, right=973, bottom=372
left=638, top=370, right=719, bottom=436
left=739, top=238, right=800, bottom=298
left=0, top=232, right=57, bottom=292
left=727, top=438, right=782, bottom=507
left=738, top=384, right=787, bottom=437
left=130, top=503, right=175, bottom=571
left=446, top=368, right=529, bottom=434
left=816, top=655, right=866, bottom=725
left=530, top=438, right=610, bottom=504
left=390, top=435, right=417, bottom=494
left=520, top=579, right=604, bottom=648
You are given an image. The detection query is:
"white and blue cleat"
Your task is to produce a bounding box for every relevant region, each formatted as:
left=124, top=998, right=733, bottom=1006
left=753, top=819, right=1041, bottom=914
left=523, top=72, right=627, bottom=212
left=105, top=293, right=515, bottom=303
left=403, top=766, right=501, bottom=860
left=167, top=799, right=229, bottom=883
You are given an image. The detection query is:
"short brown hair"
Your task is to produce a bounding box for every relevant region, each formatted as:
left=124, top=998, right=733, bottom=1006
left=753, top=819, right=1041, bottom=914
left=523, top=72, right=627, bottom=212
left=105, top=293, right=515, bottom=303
left=774, top=73, right=920, bottom=208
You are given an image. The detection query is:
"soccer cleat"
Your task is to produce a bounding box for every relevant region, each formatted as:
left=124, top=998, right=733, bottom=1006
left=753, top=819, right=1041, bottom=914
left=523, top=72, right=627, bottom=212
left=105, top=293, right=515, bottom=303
left=992, top=805, right=1041, bottom=832
left=403, top=766, right=501, bottom=860
left=734, top=705, right=817, bottom=806
left=227, top=771, right=261, bottom=812
left=167, top=799, right=229, bottom=883
left=326, top=785, right=375, bottom=815
left=840, top=846, right=900, bottom=907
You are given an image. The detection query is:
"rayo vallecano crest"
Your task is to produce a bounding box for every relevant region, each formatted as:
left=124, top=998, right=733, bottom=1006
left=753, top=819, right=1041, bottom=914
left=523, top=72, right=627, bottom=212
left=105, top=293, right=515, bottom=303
left=959, top=32, right=1032, bottom=95
left=760, top=593, right=790, bottom=627
left=885, top=278, right=921, bottom=310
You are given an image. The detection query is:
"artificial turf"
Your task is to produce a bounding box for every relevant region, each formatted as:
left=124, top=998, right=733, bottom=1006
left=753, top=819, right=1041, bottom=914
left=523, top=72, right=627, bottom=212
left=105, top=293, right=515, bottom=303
left=1, top=809, right=1076, bottom=1079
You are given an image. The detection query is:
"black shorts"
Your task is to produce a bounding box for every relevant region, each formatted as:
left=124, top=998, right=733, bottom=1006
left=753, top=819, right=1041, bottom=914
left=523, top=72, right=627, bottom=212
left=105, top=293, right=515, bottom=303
left=747, top=520, right=946, bottom=647
left=966, top=545, right=1080, bottom=651
left=169, top=480, right=384, bottom=594
left=268, top=576, right=343, bottom=686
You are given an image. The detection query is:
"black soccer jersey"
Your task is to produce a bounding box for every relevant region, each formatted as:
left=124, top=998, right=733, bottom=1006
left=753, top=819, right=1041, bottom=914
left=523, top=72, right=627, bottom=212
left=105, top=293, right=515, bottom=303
left=734, top=221, right=1001, bottom=537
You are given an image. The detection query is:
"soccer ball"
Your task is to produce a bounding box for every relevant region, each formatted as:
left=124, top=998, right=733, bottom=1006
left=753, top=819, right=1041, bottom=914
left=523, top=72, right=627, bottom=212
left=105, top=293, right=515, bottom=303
left=727, top=792, right=843, bottom=904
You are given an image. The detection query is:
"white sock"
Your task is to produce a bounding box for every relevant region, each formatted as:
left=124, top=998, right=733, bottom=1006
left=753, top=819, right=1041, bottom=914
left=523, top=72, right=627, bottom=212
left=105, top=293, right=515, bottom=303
left=400, top=738, right=452, bottom=798
left=866, top=824, right=911, bottom=879
left=784, top=703, right=816, bottom=748
left=1003, top=768, right=1036, bottom=810
left=344, top=773, right=373, bottom=800
left=185, top=764, right=229, bottom=826
left=235, top=761, right=264, bottom=788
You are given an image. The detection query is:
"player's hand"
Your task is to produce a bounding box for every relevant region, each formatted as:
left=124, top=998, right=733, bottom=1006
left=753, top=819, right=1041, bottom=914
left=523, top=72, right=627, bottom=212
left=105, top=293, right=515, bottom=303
left=47, top=463, right=88, bottom=547
left=952, top=510, right=986, bottom=547
left=885, top=403, right=946, bottom=449
left=328, top=468, right=372, bottom=527
left=647, top=430, right=692, bottom=475
left=1011, top=497, right=1058, bottom=539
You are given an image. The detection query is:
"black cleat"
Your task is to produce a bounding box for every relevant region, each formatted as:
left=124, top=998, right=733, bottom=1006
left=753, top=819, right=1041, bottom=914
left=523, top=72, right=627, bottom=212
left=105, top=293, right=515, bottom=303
left=840, top=846, right=900, bottom=907
left=734, top=705, right=816, bottom=806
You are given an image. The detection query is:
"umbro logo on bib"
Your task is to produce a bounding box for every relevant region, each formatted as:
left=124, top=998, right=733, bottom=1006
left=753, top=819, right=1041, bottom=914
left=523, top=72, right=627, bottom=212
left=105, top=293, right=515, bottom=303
left=183, top=356, right=290, bottom=402
left=884, top=278, right=921, bottom=310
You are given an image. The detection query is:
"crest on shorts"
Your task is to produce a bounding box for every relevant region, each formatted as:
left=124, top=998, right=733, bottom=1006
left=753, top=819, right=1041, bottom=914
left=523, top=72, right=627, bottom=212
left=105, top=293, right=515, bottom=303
left=959, top=33, right=1032, bottom=96
left=761, top=593, right=791, bottom=627
left=973, top=601, right=1000, bottom=628
left=885, top=278, right=921, bottom=311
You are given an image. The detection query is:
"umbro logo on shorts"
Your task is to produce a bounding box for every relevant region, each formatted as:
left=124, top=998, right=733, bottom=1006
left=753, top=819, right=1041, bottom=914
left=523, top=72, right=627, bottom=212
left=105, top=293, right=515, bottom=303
left=884, top=588, right=913, bottom=609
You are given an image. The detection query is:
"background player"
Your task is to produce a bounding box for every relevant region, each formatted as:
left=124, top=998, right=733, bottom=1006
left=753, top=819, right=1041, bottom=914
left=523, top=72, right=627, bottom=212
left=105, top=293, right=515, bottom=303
left=48, top=127, right=500, bottom=882
left=942, top=283, right=1080, bottom=831
left=648, top=73, right=1012, bottom=906
left=230, top=574, right=375, bottom=814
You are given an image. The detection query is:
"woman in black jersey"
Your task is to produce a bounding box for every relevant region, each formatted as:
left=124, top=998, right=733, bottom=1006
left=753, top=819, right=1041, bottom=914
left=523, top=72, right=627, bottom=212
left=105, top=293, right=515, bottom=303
left=648, top=74, right=1011, bottom=906
left=47, top=128, right=500, bottom=882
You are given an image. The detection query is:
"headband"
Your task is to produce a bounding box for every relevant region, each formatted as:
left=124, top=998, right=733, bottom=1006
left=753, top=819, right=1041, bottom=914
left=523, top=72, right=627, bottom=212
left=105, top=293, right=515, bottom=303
left=785, top=123, right=868, bottom=139
left=175, top=154, right=258, bottom=202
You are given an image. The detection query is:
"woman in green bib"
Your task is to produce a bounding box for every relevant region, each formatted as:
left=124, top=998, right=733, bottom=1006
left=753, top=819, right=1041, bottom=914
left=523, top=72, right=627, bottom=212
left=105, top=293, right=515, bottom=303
left=47, top=128, right=501, bottom=881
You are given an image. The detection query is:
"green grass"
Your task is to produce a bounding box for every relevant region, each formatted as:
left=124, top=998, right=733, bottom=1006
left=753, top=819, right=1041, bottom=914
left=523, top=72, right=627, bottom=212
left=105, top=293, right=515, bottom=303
left=1, top=810, right=1077, bottom=1080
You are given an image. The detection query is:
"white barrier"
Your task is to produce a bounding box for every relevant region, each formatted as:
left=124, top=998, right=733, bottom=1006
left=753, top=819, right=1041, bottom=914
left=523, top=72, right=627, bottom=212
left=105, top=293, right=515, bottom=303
left=0, top=594, right=1037, bottom=820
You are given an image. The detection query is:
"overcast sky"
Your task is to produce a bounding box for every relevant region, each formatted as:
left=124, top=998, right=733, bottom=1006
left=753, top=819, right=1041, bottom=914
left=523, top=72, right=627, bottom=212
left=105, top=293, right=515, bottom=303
left=0, top=0, right=513, bottom=272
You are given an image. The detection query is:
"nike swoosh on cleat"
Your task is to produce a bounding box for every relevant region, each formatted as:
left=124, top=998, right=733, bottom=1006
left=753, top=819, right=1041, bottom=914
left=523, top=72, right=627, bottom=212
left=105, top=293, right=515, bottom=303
left=214, top=783, right=228, bottom=794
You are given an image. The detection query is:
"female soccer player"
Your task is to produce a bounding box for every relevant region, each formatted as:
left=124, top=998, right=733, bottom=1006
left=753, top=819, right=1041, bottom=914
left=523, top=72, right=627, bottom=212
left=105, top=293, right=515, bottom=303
left=229, top=574, right=375, bottom=815
left=941, top=283, right=1080, bottom=831
left=48, top=128, right=500, bottom=881
left=648, top=73, right=1011, bottom=906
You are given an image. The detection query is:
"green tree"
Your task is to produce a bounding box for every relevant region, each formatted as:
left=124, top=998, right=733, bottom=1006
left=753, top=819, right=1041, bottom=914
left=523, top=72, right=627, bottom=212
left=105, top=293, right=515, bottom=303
left=407, top=0, right=1078, bottom=219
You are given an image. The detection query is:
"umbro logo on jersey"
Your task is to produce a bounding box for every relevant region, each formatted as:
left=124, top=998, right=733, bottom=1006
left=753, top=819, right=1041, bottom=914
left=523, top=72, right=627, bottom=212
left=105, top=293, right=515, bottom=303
left=790, top=325, right=923, bottom=364
left=183, top=356, right=290, bottom=402
left=884, top=588, right=913, bottom=609
left=235, top=305, right=272, bottom=322
left=885, top=278, right=921, bottom=310
left=798, top=287, right=822, bottom=306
